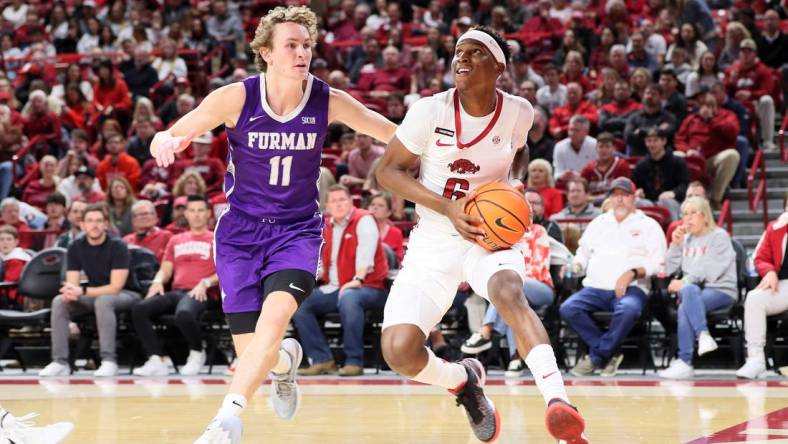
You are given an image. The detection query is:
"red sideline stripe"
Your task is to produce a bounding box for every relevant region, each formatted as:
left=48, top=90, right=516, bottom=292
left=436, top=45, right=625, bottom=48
left=685, top=406, right=788, bottom=443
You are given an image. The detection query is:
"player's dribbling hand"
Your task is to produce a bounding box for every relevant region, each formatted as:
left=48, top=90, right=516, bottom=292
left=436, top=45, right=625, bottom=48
left=444, top=195, right=485, bottom=243
left=151, top=130, right=196, bottom=168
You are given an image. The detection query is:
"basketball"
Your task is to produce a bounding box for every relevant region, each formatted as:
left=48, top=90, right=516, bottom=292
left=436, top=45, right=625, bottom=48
left=464, top=182, right=531, bottom=251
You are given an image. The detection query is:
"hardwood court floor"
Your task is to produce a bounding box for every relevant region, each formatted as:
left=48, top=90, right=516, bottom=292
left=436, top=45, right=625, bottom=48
left=2, top=374, right=788, bottom=443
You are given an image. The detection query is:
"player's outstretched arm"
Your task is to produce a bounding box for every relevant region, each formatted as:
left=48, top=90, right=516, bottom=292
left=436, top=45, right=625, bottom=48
left=376, top=137, right=484, bottom=242
left=328, top=88, right=397, bottom=145
left=150, top=83, right=245, bottom=167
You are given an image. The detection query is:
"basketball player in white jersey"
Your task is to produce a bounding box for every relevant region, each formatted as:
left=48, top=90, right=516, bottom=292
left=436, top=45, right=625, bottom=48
left=376, top=27, right=588, bottom=443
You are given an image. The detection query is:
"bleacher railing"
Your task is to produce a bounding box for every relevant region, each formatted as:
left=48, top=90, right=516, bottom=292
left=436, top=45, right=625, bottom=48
left=747, top=149, right=769, bottom=229
left=717, top=199, right=733, bottom=235
left=11, top=135, right=43, bottom=184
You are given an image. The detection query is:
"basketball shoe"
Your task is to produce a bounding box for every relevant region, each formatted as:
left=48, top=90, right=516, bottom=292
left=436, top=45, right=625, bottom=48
left=450, top=358, right=500, bottom=443
left=270, top=338, right=303, bottom=421
left=0, top=411, right=74, bottom=444
left=194, top=416, right=242, bottom=444
left=545, top=398, right=588, bottom=444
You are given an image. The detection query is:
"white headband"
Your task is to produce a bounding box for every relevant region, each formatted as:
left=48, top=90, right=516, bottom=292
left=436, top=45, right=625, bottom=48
left=456, top=30, right=506, bottom=68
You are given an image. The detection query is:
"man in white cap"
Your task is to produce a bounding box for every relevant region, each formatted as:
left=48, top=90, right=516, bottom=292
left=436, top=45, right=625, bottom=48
left=376, top=26, right=588, bottom=443
left=170, top=131, right=225, bottom=195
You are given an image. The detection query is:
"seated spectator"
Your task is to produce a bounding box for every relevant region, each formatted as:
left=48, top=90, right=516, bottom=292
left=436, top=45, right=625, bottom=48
left=710, top=81, right=752, bottom=189
left=609, top=44, right=631, bottom=79
left=527, top=106, right=554, bottom=164
left=77, top=17, right=100, bottom=54
left=518, top=80, right=539, bottom=106
left=151, top=37, right=187, bottom=81
left=553, top=115, right=598, bottom=182
left=737, top=197, right=788, bottom=379
left=97, top=132, right=142, bottom=191
left=725, top=38, right=777, bottom=151
left=158, top=78, right=192, bottom=127
left=106, top=177, right=136, bottom=236
left=59, top=83, right=96, bottom=131
left=50, top=64, right=93, bottom=106
left=658, top=197, right=737, bottom=379
left=294, top=185, right=389, bottom=377
left=0, top=225, right=31, bottom=306
left=663, top=47, right=693, bottom=86
left=633, top=128, right=689, bottom=220
left=629, top=67, right=652, bottom=102
left=56, top=130, right=98, bottom=177
left=560, top=178, right=666, bottom=376
left=599, top=81, right=642, bottom=139
left=366, top=192, right=404, bottom=263
left=357, top=45, right=411, bottom=100
left=658, top=68, right=688, bottom=123
left=536, top=64, right=567, bottom=113
left=348, top=35, right=383, bottom=85
left=551, top=177, right=602, bottom=220
left=628, top=31, right=658, bottom=73
left=0, top=198, right=31, bottom=249
left=757, top=9, right=788, bottom=71
left=22, top=155, right=59, bottom=211
left=340, top=133, right=385, bottom=189
left=665, top=181, right=708, bottom=241
left=131, top=97, right=163, bottom=133
left=140, top=159, right=174, bottom=202
left=122, top=200, right=173, bottom=262
left=71, top=166, right=106, bottom=204
left=549, top=83, right=598, bottom=141
left=167, top=94, right=196, bottom=127
left=624, top=83, right=677, bottom=156
left=666, top=23, right=708, bottom=69
left=587, top=68, right=619, bottom=107
left=674, top=92, right=740, bottom=209
left=0, top=103, right=20, bottom=201
left=39, top=192, right=69, bottom=250
left=460, top=223, right=555, bottom=378
left=56, top=200, right=87, bottom=248
left=525, top=188, right=563, bottom=242
left=126, top=118, right=157, bottom=167
left=22, top=90, right=62, bottom=156
left=410, top=46, right=444, bottom=95
left=170, top=133, right=225, bottom=196
left=526, top=160, right=564, bottom=220
left=165, top=196, right=189, bottom=234
left=38, top=204, right=140, bottom=378
left=718, top=21, right=750, bottom=71
left=581, top=132, right=632, bottom=199
left=92, top=59, right=132, bottom=121
left=132, top=195, right=219, bottom=377
left=559, top=51, right=593, bottom=94
left=685, top=51, right=723, bottom=98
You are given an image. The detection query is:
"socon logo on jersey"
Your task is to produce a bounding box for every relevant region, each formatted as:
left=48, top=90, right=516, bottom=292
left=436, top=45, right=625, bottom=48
left=447, top=159, right=480, bottom=174
left=247, top=132, right=317, bottom=150
left=302, top=116, right=316, bottom=124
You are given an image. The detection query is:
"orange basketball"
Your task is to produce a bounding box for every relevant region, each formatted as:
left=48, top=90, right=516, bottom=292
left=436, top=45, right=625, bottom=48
left=464, top=182, right=531, bottom=251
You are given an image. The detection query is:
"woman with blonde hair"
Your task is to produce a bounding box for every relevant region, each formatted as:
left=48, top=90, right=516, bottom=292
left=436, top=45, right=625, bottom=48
left=629, top=67, right=652, bottom=101
left=658, top=196, right=737, bottom=379
left=131, top=97, right=162, bottom=132
left=171, top=171, right=206, bottom=197
left=105, top=177, right=136, bottom=236
left=718, top=21, right=750, bottom=70
left=527, top=159, right=563, bottom=218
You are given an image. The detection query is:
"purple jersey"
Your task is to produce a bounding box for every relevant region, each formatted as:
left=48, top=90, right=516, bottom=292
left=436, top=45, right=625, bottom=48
left=225, top=74, right=329, bottom=221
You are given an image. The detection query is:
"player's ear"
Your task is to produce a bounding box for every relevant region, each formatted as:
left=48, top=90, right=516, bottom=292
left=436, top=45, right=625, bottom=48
left=260, top=47, right=272, bottom=64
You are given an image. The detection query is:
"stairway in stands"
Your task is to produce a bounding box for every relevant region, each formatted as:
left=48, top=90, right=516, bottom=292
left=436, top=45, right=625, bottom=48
left=730, top=150, right=786, bottom=250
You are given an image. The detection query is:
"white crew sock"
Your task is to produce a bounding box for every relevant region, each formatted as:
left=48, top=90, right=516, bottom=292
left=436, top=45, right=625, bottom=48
left=216, top=393, right=247, bottom=419
left=525, top=344, right=569, bottom=405
left=411, top=347, right=468, bottom=391
left=271, top=349, right=292, bottom=374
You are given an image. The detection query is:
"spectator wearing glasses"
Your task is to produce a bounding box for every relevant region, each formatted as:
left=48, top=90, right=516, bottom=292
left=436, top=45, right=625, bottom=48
left=658, top=197, right=737, bottom=379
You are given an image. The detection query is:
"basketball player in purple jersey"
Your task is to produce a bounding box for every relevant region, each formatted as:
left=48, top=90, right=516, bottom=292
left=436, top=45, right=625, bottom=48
left=150, top=6, right=396, bottom=443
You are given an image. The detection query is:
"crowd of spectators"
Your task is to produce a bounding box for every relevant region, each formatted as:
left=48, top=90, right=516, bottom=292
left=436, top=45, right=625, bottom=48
left=0, top=0, right=786, bottom=377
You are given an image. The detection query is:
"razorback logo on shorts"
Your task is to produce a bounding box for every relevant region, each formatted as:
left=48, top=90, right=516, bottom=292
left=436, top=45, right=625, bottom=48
left=447, top=159, right=481, bottom=174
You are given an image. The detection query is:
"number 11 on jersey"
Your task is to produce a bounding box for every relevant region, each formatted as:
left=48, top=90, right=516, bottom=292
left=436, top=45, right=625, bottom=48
left=269, top=155, right=293, bottom=186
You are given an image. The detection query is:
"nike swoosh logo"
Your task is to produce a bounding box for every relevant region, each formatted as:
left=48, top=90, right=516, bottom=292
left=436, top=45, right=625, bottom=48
left=436, top=139, right=454, bottom=147
left=249, top=115, right=265, bottom=122
left=542, top=371, right=557, bottom=380
left=289, top=283, right=305, bottom=293
left=494, top=217, right=517, bottom=232
left=232, top=400, right=244, bottom=408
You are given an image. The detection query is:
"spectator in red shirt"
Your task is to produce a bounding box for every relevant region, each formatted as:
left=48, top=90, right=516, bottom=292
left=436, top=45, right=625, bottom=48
left=165, top=196, right=189, bottom=235
left=357, top=45, right=412, bottom=100
left=72, top=166, right=106, bottom=204
left=92, top=59, right=132, bottom=121
left=340, top=133, right=385, bottom=189
left=549, top=82, right=599, bottom=140
left=581, top=132, right=633, bottom=199
left=599, top=81, right=643, bottom=139
left=527, top=159, right=564, bottom=219
left=0, top=225, right=31, bottom=306
left=170, top=132, right=225, bottom=196
left=131, top=194, right=218, bottom=377
left=366, top=191, right=404, bottom=263
left=520, top=0, right=565, bottom=50
left=0, top=198, right=31, bottom=249
left=97, top=132, right=142, bottom=191
left=559, top=51, right=593, bottom=94
left=674, top=92, right=740, bottom=209
left=330, top=0, right=369, bottom=42
left=609, top=44, right=631, bottom=79
left=123, top=200, right=173, bottom=262
left=22, top=90, right=62, bottom=156
left=724, top=38, right=777, bottom=150
left=22, top=155, right=59, bottom=211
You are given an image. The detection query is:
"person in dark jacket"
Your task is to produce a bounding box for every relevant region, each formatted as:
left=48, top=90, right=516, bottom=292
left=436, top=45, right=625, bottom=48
left=632, top=127, right=689, bottom=220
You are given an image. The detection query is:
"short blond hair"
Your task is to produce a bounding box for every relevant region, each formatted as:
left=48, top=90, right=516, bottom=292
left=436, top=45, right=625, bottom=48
left=249, top=6, right=318, bottom=73
left=681, top=196, right=716, bottom=233
left=527, top=159, right=555, bottom=187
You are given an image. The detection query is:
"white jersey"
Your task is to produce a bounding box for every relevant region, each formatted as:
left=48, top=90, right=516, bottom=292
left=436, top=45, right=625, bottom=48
left=395, top=88, right=534, bottom=235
